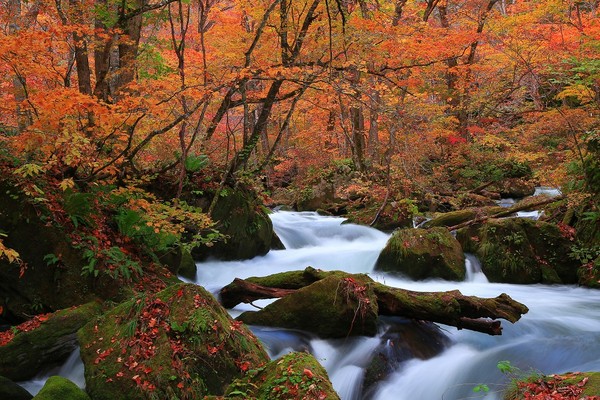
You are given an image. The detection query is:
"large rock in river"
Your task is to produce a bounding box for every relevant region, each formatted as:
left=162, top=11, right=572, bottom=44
left=0, top=302, right=101, bottom=381
left=32, top=376, right=90, bottom=400
left=78, top=283, right=269, bottom=400
left=225, top=352, right=340, bottom=399
left=237, top=274, right=379, bottom=338
left=374, top=227, right=465, bottom=281
left=456, top=218, right=577, bottom=284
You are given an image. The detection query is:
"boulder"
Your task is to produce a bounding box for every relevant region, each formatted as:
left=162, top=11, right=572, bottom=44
left=32, top=376, right=89, bottom=400
left=78, top=283, right=269, bottom=400
left=362, top=319, right=449, bottom=397
left=0, top=181, right=122, bottom=318
left=237, top=274, right=379, bottom=338
left=457, top=218, right=577, bottom=284
left=0, top=375, right=33, bottom=400
left=374, top=228, right=465, bottom=281
left=225, top=352, right=340, bottom=399
left=192, top=188, right=276, bottom=261
left=0, top=302, right=101, bottom=381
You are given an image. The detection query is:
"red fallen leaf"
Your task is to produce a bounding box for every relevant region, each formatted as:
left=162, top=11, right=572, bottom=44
left=132, top=375, right=141, bottom=385
left=143, top=366, right=152, bottom=374
left=177, top=288, right=184, bottom=298
left=303, top=368, right=313, bottom=378
left=116, top=372, right=124, bottom=377
left=177, top=382, right=184, bottom=389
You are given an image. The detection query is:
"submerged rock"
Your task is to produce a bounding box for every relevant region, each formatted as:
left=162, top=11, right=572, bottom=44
left=32, top=376, right=89, bottom=400
left=457, top=218, right=577, bottom=284
left=374, top=227, right=465, bottom=281
left=0, top=302, right=101, bottom=381
left=237, top=274, right=379, bottom=338
left=225, top=352, right=340, bottom=399
left=78, top=283, right=268, bottom=400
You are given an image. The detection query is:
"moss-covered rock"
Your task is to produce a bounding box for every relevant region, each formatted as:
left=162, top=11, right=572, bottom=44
left=78, top=283, right=269, bottom=400
left=0, top=302, right=102, bottom=381
left=237, top=274, right=379, bottom=338
left=0, top=375, right=33, bottom=400
left=32, top=376, right=89, bottom=400
left=225, top=352, right=340, bottom=400
left=374, top=227, right=465, bottom=281
left=0, top=181, right=125, bottom=318
left=504, top=371, right=600, bottom=399
left=192, top=188, right=276, bottom=261
left=158, top=246, right=197, bottom=280
left=457, top=218, right=577, bottom=284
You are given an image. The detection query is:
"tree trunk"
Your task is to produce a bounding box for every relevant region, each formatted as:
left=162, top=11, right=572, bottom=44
left=219, top=267, right=529, bottom=336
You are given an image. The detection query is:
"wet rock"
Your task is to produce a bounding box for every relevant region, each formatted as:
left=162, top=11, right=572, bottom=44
left=457, top=218, right=577, bottom=284
left=237, top=274, right=379, bottom=338
left=490, top=178, right=536, bottom=198
left=78, top=283, right=268, bottom=400
left=226, top=352, right=340, bottom=399
left=0, top=375, right=33, bottom=400
left=374, top=227, right=465, bottom=281
left=32, top=376, right=89, bottom=400
left=0, top=302, right=101, bottom=381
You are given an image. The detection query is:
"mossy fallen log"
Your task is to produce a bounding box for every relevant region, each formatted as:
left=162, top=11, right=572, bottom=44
left=220, top=268, right=528, bottom=336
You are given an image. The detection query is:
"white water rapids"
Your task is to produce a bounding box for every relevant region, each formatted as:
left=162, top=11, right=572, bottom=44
left=21, top=209, right=600, bottom=399
left=194, top=211, right=600, bottom=400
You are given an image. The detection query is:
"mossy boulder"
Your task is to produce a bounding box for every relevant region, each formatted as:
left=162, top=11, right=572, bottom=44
left=32, top=376, right=89, bottom=400
left=296, top=179, right=336, bottom=211
left=0, top=375, right=33, bottom=400
left=78, top=283, right=269, bottom=400
left=504, top=371, right=600, bottom=399
left=374, top=227, right=465, bottom=281
left=237, top=274, right=379, bottom=338
left=457, top=218, right=577, bottom=284
left=0, top=302, right=102, bottom=381
left=193, top=188, right=276, bottom=261
left=158, top=246, right=196, bottom=280
left=0, top=181, right=122, bottom=318
left=225, top=352, right=340, bottom=399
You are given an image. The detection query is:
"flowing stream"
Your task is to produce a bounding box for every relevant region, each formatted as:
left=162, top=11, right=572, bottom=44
left=193, top=211, right=600, bottom=400
left=20, top=208, right=600, bottom=399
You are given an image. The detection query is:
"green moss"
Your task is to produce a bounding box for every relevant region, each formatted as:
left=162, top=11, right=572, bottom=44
left=0, top=302, right=102, bottom=381
left=78, top=283, right=269, bottom=400
left=375, top=228, right=465, bottom=281
left=238, top=274, right=379, bottom=338
left=32, top=376, right=90, bottom=400
left=226, top=352, right=340, bottom=400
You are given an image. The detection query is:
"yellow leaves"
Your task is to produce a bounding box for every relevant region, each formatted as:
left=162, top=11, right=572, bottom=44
left=13, top=163, right=44, bottom=178
left=59, top=178, right=75, bottom=191
left=0, top=237, right=21, bottom=265
left=555, top=84, right=595, bottom=105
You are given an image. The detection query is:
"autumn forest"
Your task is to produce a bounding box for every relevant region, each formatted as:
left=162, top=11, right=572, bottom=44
left=0, top=0, right=599, bottom=398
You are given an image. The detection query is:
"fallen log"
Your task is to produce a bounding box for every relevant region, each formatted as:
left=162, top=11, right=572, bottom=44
left=219, top=268, right=528, bottom=336
left=447, top=196, right=565, bottom=231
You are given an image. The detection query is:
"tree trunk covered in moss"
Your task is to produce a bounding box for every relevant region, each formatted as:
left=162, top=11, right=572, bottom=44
left=219, top=268, right=528, bottom=336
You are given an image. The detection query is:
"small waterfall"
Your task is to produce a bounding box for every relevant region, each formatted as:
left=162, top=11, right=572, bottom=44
left=464, top=253, right=489, bottom=283
left=17, top=347, right=85, bottom=396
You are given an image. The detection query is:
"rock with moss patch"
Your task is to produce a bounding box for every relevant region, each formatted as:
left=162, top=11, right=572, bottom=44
left=490, top=178, right=536, bottom=198
left=78, top=283, right=269, bottom=400
left=226, top=352, right=340, bottom=399
left=0, top=302, right=102, bottom=381
left=0, top=375, right=33, bottom=400
left=32, top=376, right=89, bottom=400
left=457, top=218, right=577, bottom=284
left=193, top=188, right=276, bottom=261
left=237, top=274, right=379, bottom=338
left=158, top=246, right=197, bottom=280
left=374, top=228, right=465, bottom=281
left=0, top=180, right=126, bottom=318
left=421, top=207, right=503, bottom=229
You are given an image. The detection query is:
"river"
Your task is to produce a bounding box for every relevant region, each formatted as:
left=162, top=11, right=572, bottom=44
left=20, top=210, right=600, bottom=399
